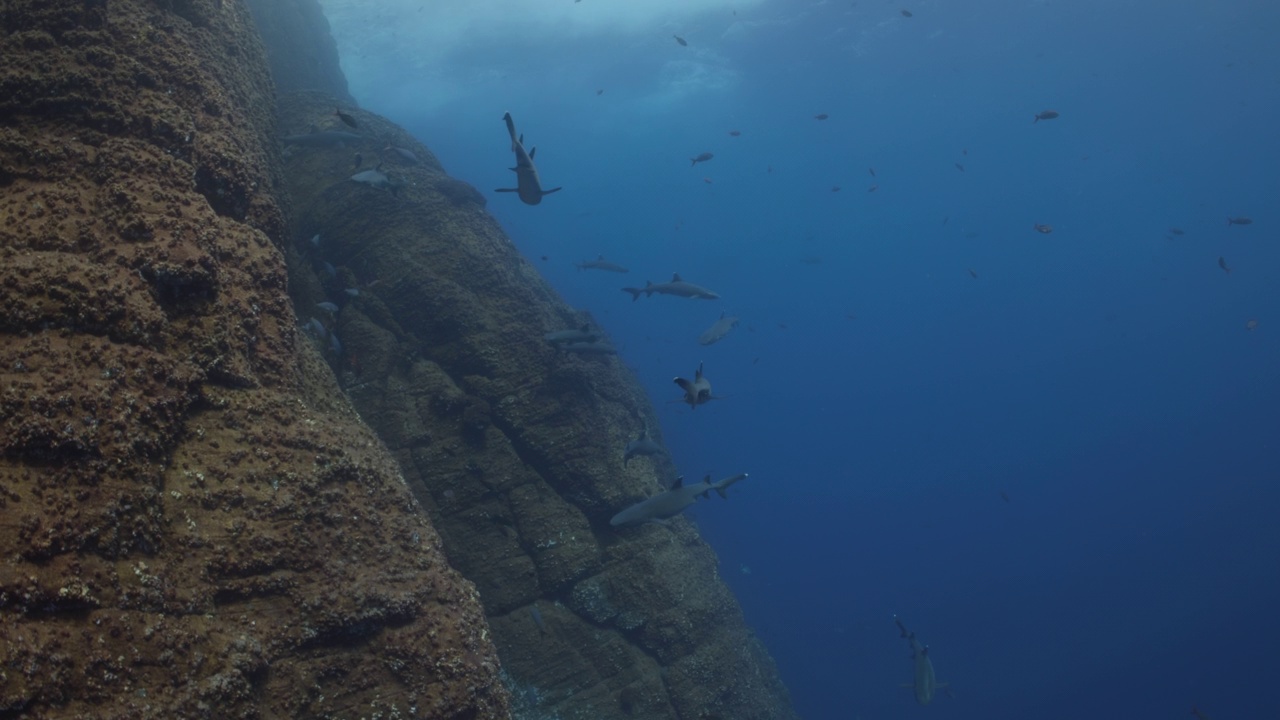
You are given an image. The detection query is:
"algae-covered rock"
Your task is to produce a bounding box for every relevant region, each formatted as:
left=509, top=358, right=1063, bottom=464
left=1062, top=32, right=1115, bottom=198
left=0, top=2, right=507, bottom=717
left=278, top=90, right=798, bottom=720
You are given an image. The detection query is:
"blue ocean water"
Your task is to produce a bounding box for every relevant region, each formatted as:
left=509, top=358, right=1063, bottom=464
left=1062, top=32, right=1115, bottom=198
left=320, top=0, right=1280, bottom=717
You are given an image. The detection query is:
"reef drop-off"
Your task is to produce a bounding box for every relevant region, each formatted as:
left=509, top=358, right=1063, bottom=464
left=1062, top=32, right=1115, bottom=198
left=0, top=1, right=508, bottom=717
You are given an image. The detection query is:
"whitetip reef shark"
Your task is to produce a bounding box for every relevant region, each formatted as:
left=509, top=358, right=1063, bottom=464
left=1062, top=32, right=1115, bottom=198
left=673, top=362, right=714, bottom=408
left=609, top=473, right=748, bottom=527
left=623, top=430, right=664, bottom=466
left=496, top=111, right=561, bottom=205
left=622, top=273, right=721, bottom=301
left=894, top=615, right=949, bottom=705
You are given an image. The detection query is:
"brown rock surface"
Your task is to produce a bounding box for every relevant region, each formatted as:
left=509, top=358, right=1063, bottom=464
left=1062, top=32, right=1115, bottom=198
left=278, top=91, right=799, bottom=720
left=0, top=2, right=507, bottom=718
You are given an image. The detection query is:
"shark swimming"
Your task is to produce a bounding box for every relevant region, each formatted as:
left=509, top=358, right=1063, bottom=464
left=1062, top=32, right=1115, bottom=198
left=622, top=273, right=721, bottom=301
left=281, top=130, right=364, bottom=147
left=609, top=473, right=748, bottom=527
left=544, top=324, right=599, bottom=346
left=674, top=362, right=714, bottom=409
left=698, top=311, right=740, bottom=345
left=894, top=615, right=948, bottom=705
left=495, top=111, right=561, bottom=205
left=575, top=255, right=629, bottom=273
left=623, top=430, right=665, bottom=466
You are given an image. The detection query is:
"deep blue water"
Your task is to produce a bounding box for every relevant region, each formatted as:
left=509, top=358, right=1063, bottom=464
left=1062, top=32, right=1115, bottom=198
left=320, top=0, right=1280, bottom=717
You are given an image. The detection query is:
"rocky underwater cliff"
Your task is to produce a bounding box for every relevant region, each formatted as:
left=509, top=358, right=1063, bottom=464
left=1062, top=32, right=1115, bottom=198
left=0, top=1, right=798, bottom=718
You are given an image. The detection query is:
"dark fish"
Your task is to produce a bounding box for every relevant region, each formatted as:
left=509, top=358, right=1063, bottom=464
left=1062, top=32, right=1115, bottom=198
left=869, top=167, right=876, bottom=177
left=1168, top=227, right=1185, bottom=235
left=690, top=152, right=714, bottom=167
left=728, top=130, right=742, bottom=137
left=352, top=152, right=363, bottom=169
left=943, top=216, right=949, bottom=225
left=962, top=148, right=968, bottom=155
left=968, top=268, right=978, bottom=279
left=703, top=177, right=713, bottom=184
left=1246, top=318, right=1258, bottom=331
left=596, top=89, right=604, bottom=95
left=334, top=107, right=358, bottom=128
left=1033, top=223, right=1053, bottom=234
left=1218, top=256, right=1231, bottom=274
left=814, top=113, right=829, bottom=120
left=901, top=9, right=913, bottom=17
left=673, top=34, right=687, bottom=46
left=1034, top=110, right=1060, bottom=123
left=954, top=163, right=965, bottom=172
left=1000, top=490, right=1011, bottom=503
left=1227, top=216, right=1253, bottom=226
left=831, top=185, right=841, bottom=192
left=868, top=184, right=879, bottom=192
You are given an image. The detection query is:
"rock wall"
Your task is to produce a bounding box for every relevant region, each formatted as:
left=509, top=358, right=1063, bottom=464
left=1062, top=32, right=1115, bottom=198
left=278, top=91, right=798, bottom=720
left=245, top=0, right=353, bottom=105
left=0, top=2, right=507, bottom=718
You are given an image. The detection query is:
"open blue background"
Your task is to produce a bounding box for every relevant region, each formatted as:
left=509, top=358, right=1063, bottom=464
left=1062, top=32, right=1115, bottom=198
left=319, top=0, right=1280, bottom=716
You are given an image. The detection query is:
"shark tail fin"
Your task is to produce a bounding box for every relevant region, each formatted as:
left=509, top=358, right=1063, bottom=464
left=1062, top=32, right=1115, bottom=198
left=543, top=187, right=563, bottom=196
left=622, top=287, right=642, bottom=301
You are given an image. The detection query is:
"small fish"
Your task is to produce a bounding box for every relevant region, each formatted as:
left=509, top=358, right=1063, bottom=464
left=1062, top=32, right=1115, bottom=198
left=352, top=153, right=363, bottom=170
left=968, top=268, right=978, bottom=279
left=1246, top=318, right=1258, bottom=331
left=954, top=163, right=965, bottom=172
left=690, top=152, right=714, bottom=167
left=831, top=185, right=841, bottom=192
left=901, top=9, right=913, bottom=17
left=1168, top=227, right=1185, bottom=236
left=1033, top=110, right=1060, bottom=123
left=1227, top=216, right=1253, bottom=226
left=868, top=184, right=879, bottom=192
left=344, top=288, right=360, bottom=297
left=1033, top=223, right=1053, bottom=234
left=308, top=233, right=321, bottom=247
left=943, top=216, right=949, bottom=225
left=1191, top=706, right=1214, bottom=720
left=703, top=177, right=713, bottom=184
left=317, top=301, right=339, bottom=313
left=814, top=113, right=829, bottom=120
left=596, top=89, right=604, bottom=95
left=869, top=167, right=876, bottom=177
left=728, top=130, right=742, bottom=137
left=1000, top=490, right=1011, bottom=503
left=530, top=604, right=548, bottom=634
left=1218, top=256, right=1231, bottom=274
left=320, top=261, right=336, bottom=278
left=673, top=34, right=687, bottom=46
left=334, top=107, right=357, bottom=128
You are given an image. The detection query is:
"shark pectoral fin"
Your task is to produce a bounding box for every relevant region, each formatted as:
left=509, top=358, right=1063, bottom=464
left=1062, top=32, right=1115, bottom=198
left=529, top=146, right=536, bottom=159
left=543, top=187, right=563, bottom=195
left=673, top=378, right=694, bottom=393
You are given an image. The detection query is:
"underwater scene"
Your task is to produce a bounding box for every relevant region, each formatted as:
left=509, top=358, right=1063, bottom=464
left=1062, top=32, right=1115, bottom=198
left=0, top=0, right=1276, bottom=718
left=320, top=0, right=1279, bottom=718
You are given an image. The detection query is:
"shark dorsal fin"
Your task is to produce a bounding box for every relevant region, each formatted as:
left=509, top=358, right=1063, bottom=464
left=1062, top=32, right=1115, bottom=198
left=308, top=124, right=318, bottom=134
left=672, top=476, right=684, bottom=489
left=719, top=311, right=725, bottom=318
left=530, top=146, right=537, bottom=159
left=579, top=323, right=590, bottom=332
left=598, top=254, right=605, bottom=260
left=638, top=430, right=648, bottom=440
left=702, top=474, right=712, bottom=484
left=645, top=281, right=654, bottom=287
left=695, top=362, right=704, bottom=379
left=672, top=273, right=683, bottom=282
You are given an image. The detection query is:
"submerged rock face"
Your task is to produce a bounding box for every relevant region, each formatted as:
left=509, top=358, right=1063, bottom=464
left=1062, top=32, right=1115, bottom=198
left=279, top=92, right=799, bottom=720
left=0, top=2, right=507, bottom=718
left=245, top=0, right=353, bottom=105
